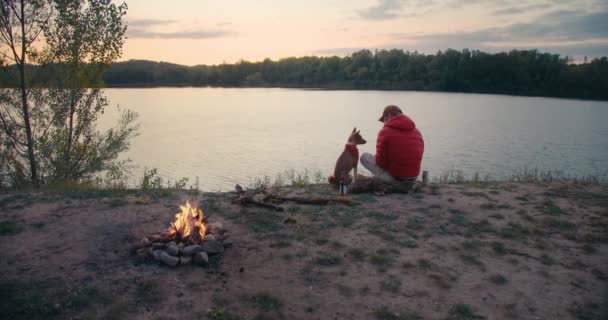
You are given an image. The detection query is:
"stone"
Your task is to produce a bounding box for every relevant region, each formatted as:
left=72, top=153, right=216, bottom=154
left=202, top=240, right=225, bottom=255
left=181, top=245, right=202, bottom=256
left=160, top=251, right=179, bottom=267
left=208, top=222, right=223, bottom=230
left=180, top=256, right=192, bottom=265
left=152, top=250, right=163, bottom=261
left=204, top=234, right=216, bottom=241
left=193, top=252, right=209, bottom=267
left=166, top=244, right=179, bottom=256
left=152, top=243, right=165, bottom=249
left=222, top=239, right=233, bottom=248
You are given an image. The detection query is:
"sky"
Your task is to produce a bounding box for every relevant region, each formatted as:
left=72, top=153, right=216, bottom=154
left=121, top=0, right=608, bottom=65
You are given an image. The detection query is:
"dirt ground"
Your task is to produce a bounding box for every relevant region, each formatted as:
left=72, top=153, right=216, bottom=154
left=1, top=182, right=607, bottom=320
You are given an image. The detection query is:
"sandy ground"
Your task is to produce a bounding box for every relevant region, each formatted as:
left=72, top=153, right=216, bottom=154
left=0, top=182, right=607, bottom=320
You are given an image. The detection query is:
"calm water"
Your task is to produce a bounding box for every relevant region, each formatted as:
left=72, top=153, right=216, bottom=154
left=100, top=88, right=608, bottom=191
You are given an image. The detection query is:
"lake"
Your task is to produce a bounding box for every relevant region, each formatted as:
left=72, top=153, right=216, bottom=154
left=100, top=88, right=608, bottom=191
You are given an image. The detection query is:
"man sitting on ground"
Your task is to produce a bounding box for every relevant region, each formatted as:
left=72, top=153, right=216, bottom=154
left=360, top=105, right=424, bottom=184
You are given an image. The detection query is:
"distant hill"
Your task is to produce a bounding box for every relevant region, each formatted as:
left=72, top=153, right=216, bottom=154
left=1, top=49, right=607, bottom=100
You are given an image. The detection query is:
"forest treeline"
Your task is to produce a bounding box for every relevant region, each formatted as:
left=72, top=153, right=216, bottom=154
left=2, top=49, right=608, bottom=100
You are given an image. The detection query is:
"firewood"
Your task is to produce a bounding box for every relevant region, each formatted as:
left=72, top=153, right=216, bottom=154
left=268, top=195, right=357, bottom=206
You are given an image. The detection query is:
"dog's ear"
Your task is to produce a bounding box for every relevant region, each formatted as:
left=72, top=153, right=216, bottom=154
left=352, top=127, right=356, bottom=133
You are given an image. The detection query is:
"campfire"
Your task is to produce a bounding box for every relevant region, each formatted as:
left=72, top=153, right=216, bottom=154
left=133, top=201, right=231, bottom=267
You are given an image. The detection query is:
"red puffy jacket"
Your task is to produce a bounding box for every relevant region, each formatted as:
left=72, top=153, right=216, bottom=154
left=375, top=114, right=424, bottom=178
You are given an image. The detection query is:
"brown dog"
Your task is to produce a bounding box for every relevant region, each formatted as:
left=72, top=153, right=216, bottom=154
left=328, top=128, right=367, bottom=186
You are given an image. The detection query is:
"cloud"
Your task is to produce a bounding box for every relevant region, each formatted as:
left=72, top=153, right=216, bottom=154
left=313, top=47, right=368, bottom=56
left=394, top=9, right=608, bottom=44
left=127, top=18, right=234, bottom=39
left=128, top=19, right=178, bottom=27
left=493, top=3, right=552, bottom=15
left=128, top=29, right=234, bottom=39
left=319, top=8, right=608, bottom=58
left=358, top=0, right=406, bottom=20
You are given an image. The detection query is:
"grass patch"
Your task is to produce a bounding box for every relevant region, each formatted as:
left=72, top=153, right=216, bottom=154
left=247, top=210, right=283, bottom=234
left=107, top=198, right=129, bottom=208
left=537, top=200, right=568, bottom=216
left=269, top=240, right=291, bottom=248
left=368, top=211, right=399, bottom=222
left=373, top=306, right=422, bottom=320
left=0, top=281, right=57, bottom=320
left=135, top=280, right=163, bottom=305
left=428, top=273, right=452, bottom=289
left=462, top=240, right=482, bottom=252
left=380, top=276, right=402, bottom=294
left=461, top=191, right=489, bottom=198
left=581, top=244, right=596, bottom=254
left=543, top=218, right=575, bottom=231
left=449, top=212, right=470, bottom=227
left=30, top=222, right=45, bottom=230
left=205, top=306, right=242, bottom=320
left=488, top=274, right=508, bottom=285
left=406, top=216, right=425, bottom=230
left=491, top=241, right=507, bottom=255
left=336, top=211, right=359, bottom=227
left=0, top=220, right=23, bottom=236
left=353, top=194, right=378, bottom=203
left=447, top=304, right=485, bottom=319
left=315, top=252, right=342, bottom=267
left=314, top=238, right=329, bottom=246
left=540, top=254, right=555, bottom=266
left=247, top=292, right=283, bottom=312
left=347, top=248, right=366, bottom=261
left=370, top=249, right=396, bottom=271
left=479, top=203, right=498, bottom=210
left=417, top=259, right=433, bottom=272
left=459, top=254, right=484, bottom=269
left=335, top=284, right=355, bottom=297
left=499, top=222, right=529, bottom=239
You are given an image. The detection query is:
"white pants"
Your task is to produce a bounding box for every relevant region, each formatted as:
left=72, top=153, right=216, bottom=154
left=360, top=153, right=399, bottom=183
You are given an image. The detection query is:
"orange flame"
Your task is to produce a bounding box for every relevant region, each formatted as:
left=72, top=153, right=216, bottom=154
left=168, top=201, right=206, bottom=241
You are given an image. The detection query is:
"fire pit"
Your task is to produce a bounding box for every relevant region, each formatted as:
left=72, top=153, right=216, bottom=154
left=133, top=201, right=231, bottom=267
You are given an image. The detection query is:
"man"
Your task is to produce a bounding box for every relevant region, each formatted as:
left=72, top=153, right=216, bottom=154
left=360, top=105, right=424, bottom=183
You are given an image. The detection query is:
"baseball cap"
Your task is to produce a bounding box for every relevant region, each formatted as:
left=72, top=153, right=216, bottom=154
left=378, top=105, right=402, bottom=122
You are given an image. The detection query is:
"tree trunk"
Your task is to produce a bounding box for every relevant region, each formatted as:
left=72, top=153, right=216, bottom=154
left=65, top=90, right=76, bottom=180
left=19, top=0, right=38, bottom=187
